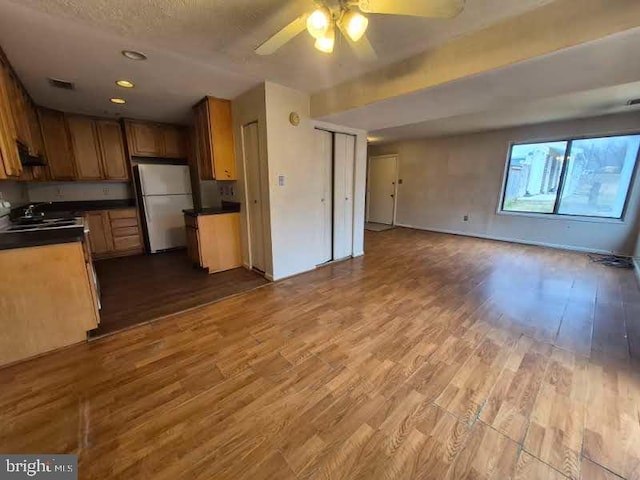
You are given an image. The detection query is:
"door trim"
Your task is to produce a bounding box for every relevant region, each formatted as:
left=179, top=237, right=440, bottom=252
left=366, top=154, right=399, bottom=225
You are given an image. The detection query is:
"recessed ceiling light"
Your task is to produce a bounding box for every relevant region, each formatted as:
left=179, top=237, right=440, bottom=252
left=116, top=80, right=135, bottom=88
left=121, top=50, right=147, bottom=61
left=110, top=98, right=126, bottom=104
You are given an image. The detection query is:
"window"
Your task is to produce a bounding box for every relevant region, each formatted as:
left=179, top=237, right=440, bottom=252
left=501, top=134, right=640, bottom=219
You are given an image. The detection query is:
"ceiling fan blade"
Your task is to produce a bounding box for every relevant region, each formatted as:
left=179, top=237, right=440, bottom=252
left=338, top=23, right=377, bottom=61
left=357, top=0, right=465, bottom=18
left=255, top=14, right=308, bottom=55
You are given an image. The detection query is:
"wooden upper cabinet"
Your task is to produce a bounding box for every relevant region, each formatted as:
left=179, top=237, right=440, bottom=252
left=66, top=116, right=128, bottom=181
left=67, top=115, right=102, bottom=181
left=38, top=108, right=76, bottom=181
left=25, top=100, right=44, bottom=157
left=125, top=120, right=187, bottom=159
left=126, top=121, right=163, bottom=157
left=193, top=96, right=236, bottom=181
left=160, top=126, right=186, bottom=158
left=6, top=75, right=30, bottom=148
left=0, top=65, right=21, bottom=178
left=96, top=120, right=128, bottom=180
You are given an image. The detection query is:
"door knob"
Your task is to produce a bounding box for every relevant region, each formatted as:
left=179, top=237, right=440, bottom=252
left=390, top=194, right=394, bottom=198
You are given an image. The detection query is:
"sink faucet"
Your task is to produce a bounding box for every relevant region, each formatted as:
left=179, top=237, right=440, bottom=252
left=23, top=202, right=51, bottom=218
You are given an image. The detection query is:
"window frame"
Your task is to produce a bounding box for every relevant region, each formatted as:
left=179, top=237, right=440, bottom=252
left=498, top=132, right=640, bottom=222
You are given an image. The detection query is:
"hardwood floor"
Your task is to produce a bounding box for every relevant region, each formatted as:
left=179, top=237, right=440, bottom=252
left=1, top=228, right=639, bottom=479
left=92, top=249, right=269, bottom=336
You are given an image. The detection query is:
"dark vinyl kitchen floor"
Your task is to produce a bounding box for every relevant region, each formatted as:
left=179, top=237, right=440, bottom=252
left=90, top=249, right=269, bottom=337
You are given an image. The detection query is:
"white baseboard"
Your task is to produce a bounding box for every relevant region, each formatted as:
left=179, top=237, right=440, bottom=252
left=394, top=223, right=619, bottom=256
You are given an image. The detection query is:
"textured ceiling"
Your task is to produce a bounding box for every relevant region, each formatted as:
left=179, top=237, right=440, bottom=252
left=0, top=0, right=555, bottom=123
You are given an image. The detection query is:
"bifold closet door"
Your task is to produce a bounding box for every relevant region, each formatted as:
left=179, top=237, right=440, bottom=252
left=316, top=129, right=333, bottom=264
left=242, top=122, right=266, bottom=272
left=333, top=133, right=355, bottom=260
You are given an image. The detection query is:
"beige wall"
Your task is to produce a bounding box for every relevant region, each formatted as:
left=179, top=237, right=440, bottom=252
left=370, top=112, right=640, bottom=255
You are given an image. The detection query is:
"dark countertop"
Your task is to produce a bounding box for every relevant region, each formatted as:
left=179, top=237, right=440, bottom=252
left=183, top=201, right=241, bottom=217
left=2, top=200, right=136, bottom=251
left=0, top=225, right=85, bottom=251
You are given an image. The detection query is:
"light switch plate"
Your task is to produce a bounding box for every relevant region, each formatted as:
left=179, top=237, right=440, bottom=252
left=278, top=175, right=285, bottom=187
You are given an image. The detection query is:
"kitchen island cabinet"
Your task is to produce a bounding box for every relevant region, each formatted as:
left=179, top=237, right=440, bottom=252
left=184, top=210, right=242, bottom=273
left=0, top=241, right=99, bottom=366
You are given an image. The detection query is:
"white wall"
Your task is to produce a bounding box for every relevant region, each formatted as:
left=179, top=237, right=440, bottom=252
left=27, top=182, right=132, bottom=202
left=231, top=82, right=367, bottom=281
left=370, top=112, right=640, bottom=255
left=263, top=82, right=367, bottom=280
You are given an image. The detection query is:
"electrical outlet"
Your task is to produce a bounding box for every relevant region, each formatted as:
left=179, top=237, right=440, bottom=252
left=103, top=187, right=110, bottom=196
left=463, top=215, right=469, bottom=222
left=56, top=186, right=63, bottom=198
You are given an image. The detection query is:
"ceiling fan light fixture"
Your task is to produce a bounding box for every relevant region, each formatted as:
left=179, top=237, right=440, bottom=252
left=341, top=9, right=369, bottom=42
left=307, top=7, right=331, bottom=39
left=314, top=24, right=335, bottom=53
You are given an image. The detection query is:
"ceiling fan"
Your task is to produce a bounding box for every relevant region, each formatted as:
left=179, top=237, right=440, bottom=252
left=255, top=0, right=465, bottom=59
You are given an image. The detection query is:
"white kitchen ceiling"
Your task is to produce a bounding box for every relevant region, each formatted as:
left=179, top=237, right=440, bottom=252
left=0, top=0, right=555, bottom=124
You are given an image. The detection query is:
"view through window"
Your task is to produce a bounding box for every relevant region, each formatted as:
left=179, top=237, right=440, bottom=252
left=502, top=134, right=640, bottom=219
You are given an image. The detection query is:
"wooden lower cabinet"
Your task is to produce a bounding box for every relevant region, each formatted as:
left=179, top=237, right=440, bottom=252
left=184, top=212, right=242, bottom=273
left=0, top=242, right=99, bottom=367
left=86, top=208, right=143, bottom=259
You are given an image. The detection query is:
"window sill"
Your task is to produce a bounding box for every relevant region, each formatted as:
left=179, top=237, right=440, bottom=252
left=496, top=210, right=626, bottom=224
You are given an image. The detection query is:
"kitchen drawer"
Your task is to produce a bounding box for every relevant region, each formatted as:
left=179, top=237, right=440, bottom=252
left=109, top=209, right=138, bottom=220
left=113, top=235, right=142, bottom=251
left=110, top=217, right=138, bottom=229
left=111, top=226, right=139, bottom=238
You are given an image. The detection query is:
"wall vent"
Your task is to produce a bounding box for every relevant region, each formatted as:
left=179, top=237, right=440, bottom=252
left=47, top=78, right=75, bottom=90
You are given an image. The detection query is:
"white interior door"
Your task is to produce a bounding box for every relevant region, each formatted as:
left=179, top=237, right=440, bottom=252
left=315, top=129, right=333, bottom=264
left=367, top=155, right=397, bottom=225
left=333, top=133, right=355, bottom=260
left=242, top=122, right=266, bottom=272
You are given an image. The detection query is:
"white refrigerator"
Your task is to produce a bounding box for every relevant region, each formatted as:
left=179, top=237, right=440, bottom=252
left=136, top=164, right=193, bottom=253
